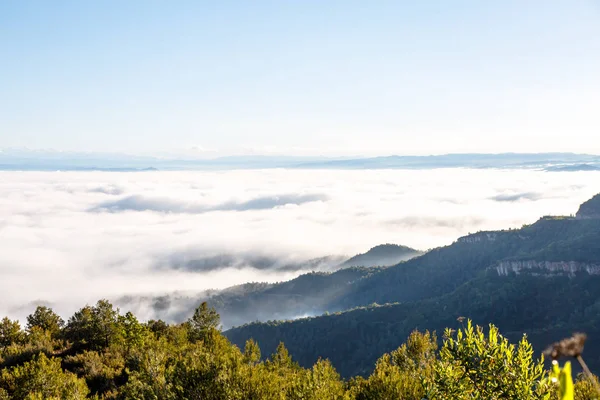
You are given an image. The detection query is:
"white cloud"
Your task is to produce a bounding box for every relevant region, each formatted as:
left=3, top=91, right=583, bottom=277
left=0, top=169, right=598, bottom=322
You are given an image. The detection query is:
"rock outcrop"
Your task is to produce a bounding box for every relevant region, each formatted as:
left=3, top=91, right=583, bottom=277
left=457, top=232, right=499, bottom=243
left=496, top=260, right=600, bottom=277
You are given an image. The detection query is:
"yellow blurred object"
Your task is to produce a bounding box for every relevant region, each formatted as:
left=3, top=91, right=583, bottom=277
left=552, top=361, right=574, bottom=400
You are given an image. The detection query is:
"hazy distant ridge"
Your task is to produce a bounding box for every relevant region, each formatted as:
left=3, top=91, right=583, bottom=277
left=1, top=150, right=600, bottom=171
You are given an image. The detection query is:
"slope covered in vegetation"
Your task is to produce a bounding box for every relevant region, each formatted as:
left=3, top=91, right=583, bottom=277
left=225, top=195, right=600, bottom=377
left=1, top=301, right=597, bottom=399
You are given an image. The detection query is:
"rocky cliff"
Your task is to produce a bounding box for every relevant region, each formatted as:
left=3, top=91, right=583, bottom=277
left=457, top=230, right=528, bottom=244
left=496, top=260, right=600, bottom=276
left=457, top=232, right=499, bottom=243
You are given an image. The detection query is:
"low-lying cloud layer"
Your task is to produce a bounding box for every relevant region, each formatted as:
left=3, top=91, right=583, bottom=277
left=489, top=191, right=544, bottom=202
left=91, top=193, right=328, bottom=213
left=0, top=169, right=598, bottom=322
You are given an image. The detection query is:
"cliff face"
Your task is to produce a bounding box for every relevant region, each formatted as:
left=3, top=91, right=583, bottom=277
left=576, top=194, right=600, bottom=219
left=496, top=260, right=600, bottom=276
left=457, top=230, right=529, bottom=244
left=457, top=232, right=499, bottom=243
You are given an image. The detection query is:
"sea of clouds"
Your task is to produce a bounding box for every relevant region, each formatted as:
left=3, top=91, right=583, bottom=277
left=1, top=168, right=598, bottom=323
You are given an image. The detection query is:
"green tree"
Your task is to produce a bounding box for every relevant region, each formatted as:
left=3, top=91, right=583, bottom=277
left=425, top=320, right=552, bottom=399
left=351, top=330, right=437, bottom=400
left=63, top=300, right=120, bottom=351
left=64, top=349, right=125, bottom=398
left=0, top=353, right=88, bottom=399
left=118, top=311, right=148, bottom=355
left=26, top=306, right=64, bottom=338
left=146, top=319, right=168, bottom=338
left=0, top=327, right=55, bottom=369
left=243, top=339, right=261, bottom=365
left=0, top=317, right=25, bottom=348
left=91, top=299, right=121, bottom=349
left=187, top=302, right=220, bottom=343
left=116, top=337, right=175, bottom=400
left=289, top=359, right=345, bottom=400
left=270, top=342, right=295, bottom=370
left=390, top=329, right=437, bottom=372
left=62, top=305, right=94, bottom=348
left=169, top=333, right=245, bottom=400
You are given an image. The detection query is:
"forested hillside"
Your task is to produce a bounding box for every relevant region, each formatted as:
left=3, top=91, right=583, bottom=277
left=227, top=271, right=600, bottom=377
left=117, top=244, right=420, bottom=329
left=199, top=266, right=383, bottom=328
left=226, top=194, right=600, bottom=377
left=201, top=244, right=420, bottom=327
left=122, top=266, right=383, bottom=329
left=326, top=216, right=600, bottom=310
left=119, top=243, right=422, bottom=329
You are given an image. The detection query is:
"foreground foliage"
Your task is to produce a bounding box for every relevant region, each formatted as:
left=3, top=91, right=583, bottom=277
left=0, top=302, right=598, bottom=399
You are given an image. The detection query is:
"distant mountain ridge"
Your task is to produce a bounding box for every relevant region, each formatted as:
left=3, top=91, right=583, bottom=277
left=545, top=164, right=600, bottom=172
left=340, top=244, right=422, bottom=267
left=118, top=266, right=380, bottom=328
left=2, top=150, right=600, bottom=171
left=117, top=244, right=417, bottom=328
left=295, top=152, right=600, bottom=170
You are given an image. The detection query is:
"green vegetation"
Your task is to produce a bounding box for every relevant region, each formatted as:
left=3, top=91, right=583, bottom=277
left=3, top=196, right=600, bottom=398
left=199, top=266, right=383, bottom=328
left=2, top=302, right=598, bottom=399
left=227, top=271, right=600, bottom=378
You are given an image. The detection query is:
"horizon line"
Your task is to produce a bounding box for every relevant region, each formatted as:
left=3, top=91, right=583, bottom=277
left=2, top=148, right=600, bottom=161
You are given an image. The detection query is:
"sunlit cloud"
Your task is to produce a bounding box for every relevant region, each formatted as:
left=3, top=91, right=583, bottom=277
left=0, top=169, right=598, bottom=322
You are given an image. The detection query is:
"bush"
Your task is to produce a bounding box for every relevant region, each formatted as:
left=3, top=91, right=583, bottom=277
left=425, top=321, right=552, bottom=399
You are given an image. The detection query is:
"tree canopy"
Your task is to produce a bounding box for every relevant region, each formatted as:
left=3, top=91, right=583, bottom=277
left=1, top=302, right=598, bottom=399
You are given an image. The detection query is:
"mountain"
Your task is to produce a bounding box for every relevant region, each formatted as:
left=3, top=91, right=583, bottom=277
left=118, top=266, right=381, bottom=329
left=225, top=194, right=600, bottom=377
left=340, top=244, right=422, bottom=267
left=295, top=153, right=600, bottom=170
left=544, top=164, right=600, bottom=172
left=577, top=193, right=600, bottom=219
left=3, top=149, right=600, bottom=171
left=118, top=245, right=422, bottom=328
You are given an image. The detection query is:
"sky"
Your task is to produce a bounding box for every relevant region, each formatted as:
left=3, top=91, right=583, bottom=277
left=1, top=168, right=598, bottom=322
left=1, top=1, right=599, bottom=156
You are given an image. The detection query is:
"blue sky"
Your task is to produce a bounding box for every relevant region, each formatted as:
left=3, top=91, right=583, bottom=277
left=1, top=1, right=599, bottom=156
